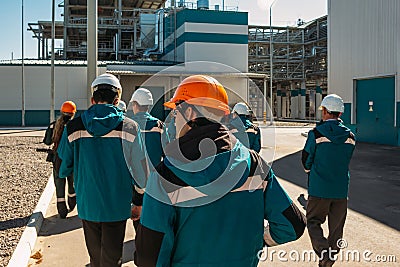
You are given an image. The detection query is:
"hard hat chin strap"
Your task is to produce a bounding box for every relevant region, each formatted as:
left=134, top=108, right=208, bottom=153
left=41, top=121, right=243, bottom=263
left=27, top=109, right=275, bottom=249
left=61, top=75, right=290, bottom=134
left=175, top=102, right=197, bottom=127
left=176, top=102, right=214, bottom=129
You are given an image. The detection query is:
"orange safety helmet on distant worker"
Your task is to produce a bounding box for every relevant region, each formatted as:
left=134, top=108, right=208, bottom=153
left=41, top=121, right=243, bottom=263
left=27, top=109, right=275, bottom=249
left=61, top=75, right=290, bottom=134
left=164, top=75, right=230, bottom=115
left=61, top=101, right=77, bottom=114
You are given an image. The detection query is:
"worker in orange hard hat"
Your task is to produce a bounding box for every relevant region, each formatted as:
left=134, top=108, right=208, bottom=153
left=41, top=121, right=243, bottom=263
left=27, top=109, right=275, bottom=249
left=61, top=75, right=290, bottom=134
left=61, top=101, right=77, bottom=114
left=161, top=74, right=229, bottom=143
left=163, top=74, right=230, bottom=138
left=43, top=100, right=77, bottom=218
left=134, top=75, right=306, bottom=266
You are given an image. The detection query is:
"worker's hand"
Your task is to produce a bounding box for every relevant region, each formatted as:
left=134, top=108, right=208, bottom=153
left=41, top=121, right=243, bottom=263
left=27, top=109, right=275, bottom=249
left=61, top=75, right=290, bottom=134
left=131, top=205, right=142, bottom=221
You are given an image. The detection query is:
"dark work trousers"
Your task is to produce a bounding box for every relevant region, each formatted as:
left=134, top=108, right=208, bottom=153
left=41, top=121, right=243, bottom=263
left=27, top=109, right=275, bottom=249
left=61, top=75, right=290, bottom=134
left=133, top=219, right=139, bottom=233
left=82, top=220, right=127, bottom=267
left=52, top=165, right=75, bottom=200
left=53, top=155, right=75, bottom=200
left=306, top=196, right=347, bottom=260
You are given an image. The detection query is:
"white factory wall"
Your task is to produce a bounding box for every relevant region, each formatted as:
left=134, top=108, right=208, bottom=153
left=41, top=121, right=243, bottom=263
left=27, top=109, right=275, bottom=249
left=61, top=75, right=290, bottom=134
left=328, top=0, right=399, bottom=102
left=0, top=65, right=106, bottom=125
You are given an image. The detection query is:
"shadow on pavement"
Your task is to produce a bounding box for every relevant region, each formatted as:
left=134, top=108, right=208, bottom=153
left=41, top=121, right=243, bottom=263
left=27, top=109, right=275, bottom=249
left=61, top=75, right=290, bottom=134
left=272, top=142, right=400, bottom=231
left=39, top=214, right=82, bottom=236
left=122, top=239, right=135, bottom=264
left=0, top=216, right=31, bottom=230
left=297, top=194, right=307, bottom=210
left=83, top=240, right=135, bottom=266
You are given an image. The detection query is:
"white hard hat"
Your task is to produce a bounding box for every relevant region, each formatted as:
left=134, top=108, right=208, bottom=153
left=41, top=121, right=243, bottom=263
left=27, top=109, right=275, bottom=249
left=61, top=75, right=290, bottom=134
left=117, top=100, right=127, bottom=111
left=232, top=102, right=251, bottom=115
left=319, top=94, right=344, bottom=113
left=130, top=88, right=153, bottom=106
left=91, top=73, right=122, bottom=94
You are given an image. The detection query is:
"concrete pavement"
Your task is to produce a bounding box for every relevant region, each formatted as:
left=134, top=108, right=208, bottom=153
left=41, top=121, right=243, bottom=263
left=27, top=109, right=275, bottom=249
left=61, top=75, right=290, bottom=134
left=19, top=126, right=400, bottom=266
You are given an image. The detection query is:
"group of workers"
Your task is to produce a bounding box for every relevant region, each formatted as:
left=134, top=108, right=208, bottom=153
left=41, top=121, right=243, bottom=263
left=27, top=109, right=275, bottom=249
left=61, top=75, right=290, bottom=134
left=44, top=73, right=355, bottom=267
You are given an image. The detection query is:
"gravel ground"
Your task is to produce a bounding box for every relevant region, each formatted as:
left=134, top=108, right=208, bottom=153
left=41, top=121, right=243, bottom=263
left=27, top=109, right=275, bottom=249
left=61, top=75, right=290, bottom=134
left=0, top=136, right=51, bottom=267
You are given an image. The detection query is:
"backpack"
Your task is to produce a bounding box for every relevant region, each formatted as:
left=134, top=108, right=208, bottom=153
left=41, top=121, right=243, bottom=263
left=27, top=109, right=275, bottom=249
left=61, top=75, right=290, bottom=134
left=43, top=121, right=56, bottom=162
left=43, top=121, right=56, bottom=146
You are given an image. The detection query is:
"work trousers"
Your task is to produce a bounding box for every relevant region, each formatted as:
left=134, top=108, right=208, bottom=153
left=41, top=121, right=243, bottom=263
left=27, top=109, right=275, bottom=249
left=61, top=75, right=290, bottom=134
left=306, top=196, right=347, bottom=260
left=82, top=220, right=127, bottom=267
left=53, top=155, right=75, bottom=200
left=53, top=167, right=75, bottom=199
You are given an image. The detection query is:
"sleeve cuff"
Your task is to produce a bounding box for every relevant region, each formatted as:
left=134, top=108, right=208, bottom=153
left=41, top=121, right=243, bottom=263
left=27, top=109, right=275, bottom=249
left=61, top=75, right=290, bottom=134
left=132, top=188, right=144, bottom=206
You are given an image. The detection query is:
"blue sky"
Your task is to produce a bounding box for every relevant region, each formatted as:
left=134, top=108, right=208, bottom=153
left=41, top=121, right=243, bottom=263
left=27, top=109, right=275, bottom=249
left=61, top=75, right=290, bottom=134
left=0, top=0, right=326, bottom=60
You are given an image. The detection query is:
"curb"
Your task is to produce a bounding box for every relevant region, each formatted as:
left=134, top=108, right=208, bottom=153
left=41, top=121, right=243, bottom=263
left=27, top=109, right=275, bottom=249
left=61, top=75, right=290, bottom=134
left=7, top=174, right=54, bottom=267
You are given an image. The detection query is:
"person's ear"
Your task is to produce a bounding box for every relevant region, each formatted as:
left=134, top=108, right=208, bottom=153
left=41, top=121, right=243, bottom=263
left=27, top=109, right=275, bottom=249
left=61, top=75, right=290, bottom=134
left=91, top=97, right=95, bottom=105
left=185, top=106, right=196, bottom=120
left=113, top=98, right=119, bottom=106
left=132, top=102, right=139, bottom=114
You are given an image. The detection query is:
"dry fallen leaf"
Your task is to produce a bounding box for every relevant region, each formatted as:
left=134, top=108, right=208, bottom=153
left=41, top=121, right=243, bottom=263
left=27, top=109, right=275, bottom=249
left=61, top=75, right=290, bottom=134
left=30, top=250, right=42, bottom=260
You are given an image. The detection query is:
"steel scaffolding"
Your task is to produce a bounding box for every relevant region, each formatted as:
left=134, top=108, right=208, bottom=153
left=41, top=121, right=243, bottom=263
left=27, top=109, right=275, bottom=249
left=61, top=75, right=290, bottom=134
left=248, top=16, right=327, bottom=119
left=29, top=0, right=167, bottom=61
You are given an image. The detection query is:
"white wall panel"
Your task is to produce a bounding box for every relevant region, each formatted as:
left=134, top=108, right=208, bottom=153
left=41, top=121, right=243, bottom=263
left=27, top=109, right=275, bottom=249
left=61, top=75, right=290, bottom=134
left=162, top=43, right=185, bottom=62
left=328, top=0, right=399, bottom=102
left=0, top=66, right=23, bottom=110
left=216, top=77, right=248, bottom=105
left=185, top=43, right=248, bottom=73
left=185, top=23, right=248, bottom=35
left=0, top=65, right=107, bottom=111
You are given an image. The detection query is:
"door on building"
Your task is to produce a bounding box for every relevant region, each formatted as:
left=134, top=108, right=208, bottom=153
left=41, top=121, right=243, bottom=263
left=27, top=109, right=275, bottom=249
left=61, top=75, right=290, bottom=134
left=356, top=76, right=397, bottom=145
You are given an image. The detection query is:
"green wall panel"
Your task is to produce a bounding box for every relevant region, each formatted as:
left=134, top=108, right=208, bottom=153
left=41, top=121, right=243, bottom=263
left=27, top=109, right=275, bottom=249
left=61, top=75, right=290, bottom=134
left=341, top=103, right=351, bottom=125
left=0, top=110, right=85, bottom=127
left=25, top=111, right=50, bottom=126
left=0, top=111, right=22, bottom=126
left=397, top=102, right=400, bottom=128
left=164, top=32, right=248, bottom=55
left=176, top=9, right=248, bottom=28
left=398, top=102, right=400, bottom=146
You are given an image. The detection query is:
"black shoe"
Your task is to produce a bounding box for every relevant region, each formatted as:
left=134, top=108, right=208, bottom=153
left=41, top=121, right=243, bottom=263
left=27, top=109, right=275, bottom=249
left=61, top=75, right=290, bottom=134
left=68, top=195, right=76, bottom=211
left=319, top=259, right=335, bottom=267
left=57, top=201, right=68, bottom=219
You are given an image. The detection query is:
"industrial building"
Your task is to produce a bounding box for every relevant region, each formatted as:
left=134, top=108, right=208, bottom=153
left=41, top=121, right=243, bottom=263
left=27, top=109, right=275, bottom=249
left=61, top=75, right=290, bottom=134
left=26, top=0, right=328, bottom=121
left=0, top=0, right=334, bottom=128
left=1, top=0, right=257, bottom=126
left=0, top=0, right=331, bottom=130
left=328, top=0, right=400, bottom=146
left=12, top=0, right=400, bottom=147
left=248, top=15, right=327, bottom=120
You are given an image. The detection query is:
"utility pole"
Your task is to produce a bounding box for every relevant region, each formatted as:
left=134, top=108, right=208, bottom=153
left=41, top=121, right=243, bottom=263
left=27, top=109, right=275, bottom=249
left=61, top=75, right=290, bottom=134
left=21, top=0, right=25, bottom=126
left=50, top=0, right=55, bottom=122
left=269, top=0, right=279, bottom=125
left=87, top=0, right=98, bottom=107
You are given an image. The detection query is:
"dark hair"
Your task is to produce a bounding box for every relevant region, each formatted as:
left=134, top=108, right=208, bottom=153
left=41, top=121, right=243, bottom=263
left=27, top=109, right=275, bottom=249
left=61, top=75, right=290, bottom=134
left=93, top=85, right=118, bottom=104
left=132, top=101, right=149, bottom=112
left=52, top=113, right=74, bottom=150
left=328, top=111, right=341, bottom=118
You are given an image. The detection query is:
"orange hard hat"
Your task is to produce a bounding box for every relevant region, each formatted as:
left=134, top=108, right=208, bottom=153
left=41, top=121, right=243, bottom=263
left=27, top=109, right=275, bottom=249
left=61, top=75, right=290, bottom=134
left=61, top=101, right=77, bottom=114
left=164, top=75, right=229, bottom=115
